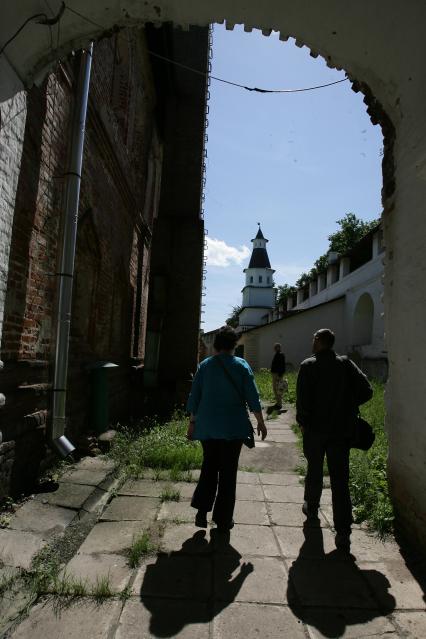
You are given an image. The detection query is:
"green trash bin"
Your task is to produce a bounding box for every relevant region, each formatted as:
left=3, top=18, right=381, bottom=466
left=87, top=361, right=118, bottom=434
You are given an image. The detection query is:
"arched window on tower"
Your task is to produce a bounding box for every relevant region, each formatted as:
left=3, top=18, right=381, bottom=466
left=352, top=293, right=374, bottom=346
left=250, top=276, right=253, bottom=283
left=259, top=276, right=263, bottom=283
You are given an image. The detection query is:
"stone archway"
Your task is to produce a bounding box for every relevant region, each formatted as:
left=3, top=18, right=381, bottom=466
left=353, top=293, right=374, bottom=347
left=2, top=1, right=426, bottom=548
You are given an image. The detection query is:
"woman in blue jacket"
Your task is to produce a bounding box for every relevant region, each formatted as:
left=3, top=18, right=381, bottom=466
left=187, top=325, right=267, bottom=531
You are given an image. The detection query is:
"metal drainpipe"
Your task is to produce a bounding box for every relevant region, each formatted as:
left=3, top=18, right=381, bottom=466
left=51, top=44, right=93, bottom=457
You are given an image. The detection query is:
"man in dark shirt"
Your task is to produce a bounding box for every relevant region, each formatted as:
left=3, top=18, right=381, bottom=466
left=270, top=342, right=286, bottom=409
left=296, top=328, right=372, bottom=552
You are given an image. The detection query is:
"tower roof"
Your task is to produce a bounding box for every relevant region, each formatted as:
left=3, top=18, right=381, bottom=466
left=248, top=225, right=271, bottom=268
left=248, top=248, right=271, bottom=269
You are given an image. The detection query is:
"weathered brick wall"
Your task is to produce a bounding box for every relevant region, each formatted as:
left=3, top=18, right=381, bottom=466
left=0, top=92, right=27, bottom=348
left=0, top=29, right=163, bottom=496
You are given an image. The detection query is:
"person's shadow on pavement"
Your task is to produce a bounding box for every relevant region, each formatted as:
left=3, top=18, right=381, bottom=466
left=287, top=523, right=396, bottom=638
left=140, top=529, right=253, bottom=638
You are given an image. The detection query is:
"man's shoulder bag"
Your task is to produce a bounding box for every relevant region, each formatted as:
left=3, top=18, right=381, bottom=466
left=215, top=356, right=255, bottom=448
left=339, top=357, right=375, bottom=451
left=350, top=414, right=375, bottom=451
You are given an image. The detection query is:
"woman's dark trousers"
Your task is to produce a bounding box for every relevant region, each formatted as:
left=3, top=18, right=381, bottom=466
left=191, top=439, right=243, bottom=526
left=303, top=430, right=352, bottom=535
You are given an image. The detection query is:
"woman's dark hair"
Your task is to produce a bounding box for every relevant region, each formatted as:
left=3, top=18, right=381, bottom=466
left=213, top=325, right=239, bottom=351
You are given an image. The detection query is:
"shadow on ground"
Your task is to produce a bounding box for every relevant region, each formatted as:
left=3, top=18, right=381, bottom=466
left=288, top=523, right=396, bottom=638
left=139, top=530, right=252, bottom=637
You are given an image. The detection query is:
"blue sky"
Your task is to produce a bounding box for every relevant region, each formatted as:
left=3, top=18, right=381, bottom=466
left=203, top=25, right=383, bottom=332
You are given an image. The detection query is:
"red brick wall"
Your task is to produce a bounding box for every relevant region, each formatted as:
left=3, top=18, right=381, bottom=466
left=0, top=28, right=163, bottom=492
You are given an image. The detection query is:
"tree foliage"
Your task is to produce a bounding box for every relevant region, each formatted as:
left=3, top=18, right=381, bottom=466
left=276, top=284, right=296, bottom=308
left=275, top=213, right=379, bottom=308
left=295, top=272, right=310, bottom=289
left=226, top=305, right=242, bottom=328
left=328, top=213, right=379, bottom=254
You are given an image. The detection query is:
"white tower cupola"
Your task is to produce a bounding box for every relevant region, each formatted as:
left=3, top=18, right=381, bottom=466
left=238, top=225, right=276, bottom=330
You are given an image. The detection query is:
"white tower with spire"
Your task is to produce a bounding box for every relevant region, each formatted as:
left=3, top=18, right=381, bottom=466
left=238, top=225, right=276, bottom=330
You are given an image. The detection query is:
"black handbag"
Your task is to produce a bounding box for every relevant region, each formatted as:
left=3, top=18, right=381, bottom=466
left=215, top=356, right=255, bottom=448
left=350, top=415, right=375, bottom=451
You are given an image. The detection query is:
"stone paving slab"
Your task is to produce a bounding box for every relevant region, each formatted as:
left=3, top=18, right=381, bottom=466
left=132, top=554, right=212, bottom=599
left=63, top=552, right=133, bottom=591
left=161, top=525, right=213, bottom=554
left=359, top=560, right=426, bottom=610
left=302, top=608, right=397, bottom=638
left=347, top=529, right=399, bottom=562
left=266, top=433, right=298, bottom=443
left=157, top=500, right=194, bottom=522
left=34, top=482, right=94, bottom=509
left=75, top=456, right=115, bottom=472
left=8, top=499, right=75, bottom=535
left=9, top=599, right=121, bottom=638
left=263, top=484, right=305, bottom=503
left=235, top=484, right=264, bottom=501
left=213, top=524, right=279, bottom=557
left=236, top=470, right=260, bottom=484
left=60, top=467, right=111, bottom=486
left=214, top=556, right=288, bottom=604
left=260, top=472, right=303, bottom=486
left=118, top=479, right=171, bottom=497
left=274, top=525, right=337, bottom=558
left=0, top=566, right=36, bottom=637
left=288, top=558, right=378, bottom=608
left=393, top=611, right=426, bottom=638
left=269, top=502, right=328, bottom=527
left=116, top=599, right=210, bottom=638
left=141, top=468, right=200, bottom=482
left=78, top=521, right=145, bottom=554
left=0, top=529, right=45, bottom=570
left=234, top=500, right=269, bottom=525
left=170, top=482, right=195, bottom=500
left=100, top=496, right=159, bottom=522
left=213, top=602, right=306, bottom=639
left=320, top=503, right=366, bottom=530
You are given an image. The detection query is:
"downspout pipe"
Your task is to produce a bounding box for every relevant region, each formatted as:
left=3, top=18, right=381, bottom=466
left=51, top=44, right=93, bottom=457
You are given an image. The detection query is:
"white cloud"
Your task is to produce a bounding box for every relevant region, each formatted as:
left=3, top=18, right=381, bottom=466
left=205, top=237, right=250, bottom=268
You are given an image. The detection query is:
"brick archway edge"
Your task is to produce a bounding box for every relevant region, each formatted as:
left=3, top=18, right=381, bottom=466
left=2, top=1, right=426, bottom=549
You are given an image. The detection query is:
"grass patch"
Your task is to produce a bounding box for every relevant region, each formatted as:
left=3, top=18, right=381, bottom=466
left=109, top=410, right=203, bottom=479
left=160, top=487, right=181, bottom=502
left=92, top=575, right=113, bottom=602
left=127, top=532, right=156, bottom=568
left=255, top=369, right=297, bottom=405
left=351, top=380, right=394, bottom=537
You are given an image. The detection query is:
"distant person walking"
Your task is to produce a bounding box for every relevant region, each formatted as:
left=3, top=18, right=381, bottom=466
left=296, top=328, right=372, bottom=552
left=186, top=325, right=267, bottom=531
left=270, top=342, right=286, bottom=409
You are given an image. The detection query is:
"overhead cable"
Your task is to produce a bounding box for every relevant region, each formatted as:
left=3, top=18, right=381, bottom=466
left=1, top=4, right=349, bottom=94
left=64, top=6, right=350, bottom=95
left=0, top=2, right=65, bottom=57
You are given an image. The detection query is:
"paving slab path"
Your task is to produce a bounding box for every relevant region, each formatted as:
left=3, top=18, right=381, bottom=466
left=6, top=407, right=426, bottom=638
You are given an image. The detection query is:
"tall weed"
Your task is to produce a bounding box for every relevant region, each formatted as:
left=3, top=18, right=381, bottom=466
left=109, top=411, right=202, bottom=477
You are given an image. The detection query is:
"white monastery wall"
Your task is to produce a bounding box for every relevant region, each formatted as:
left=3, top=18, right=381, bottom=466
left=239, top=297, right=345, bottom=372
